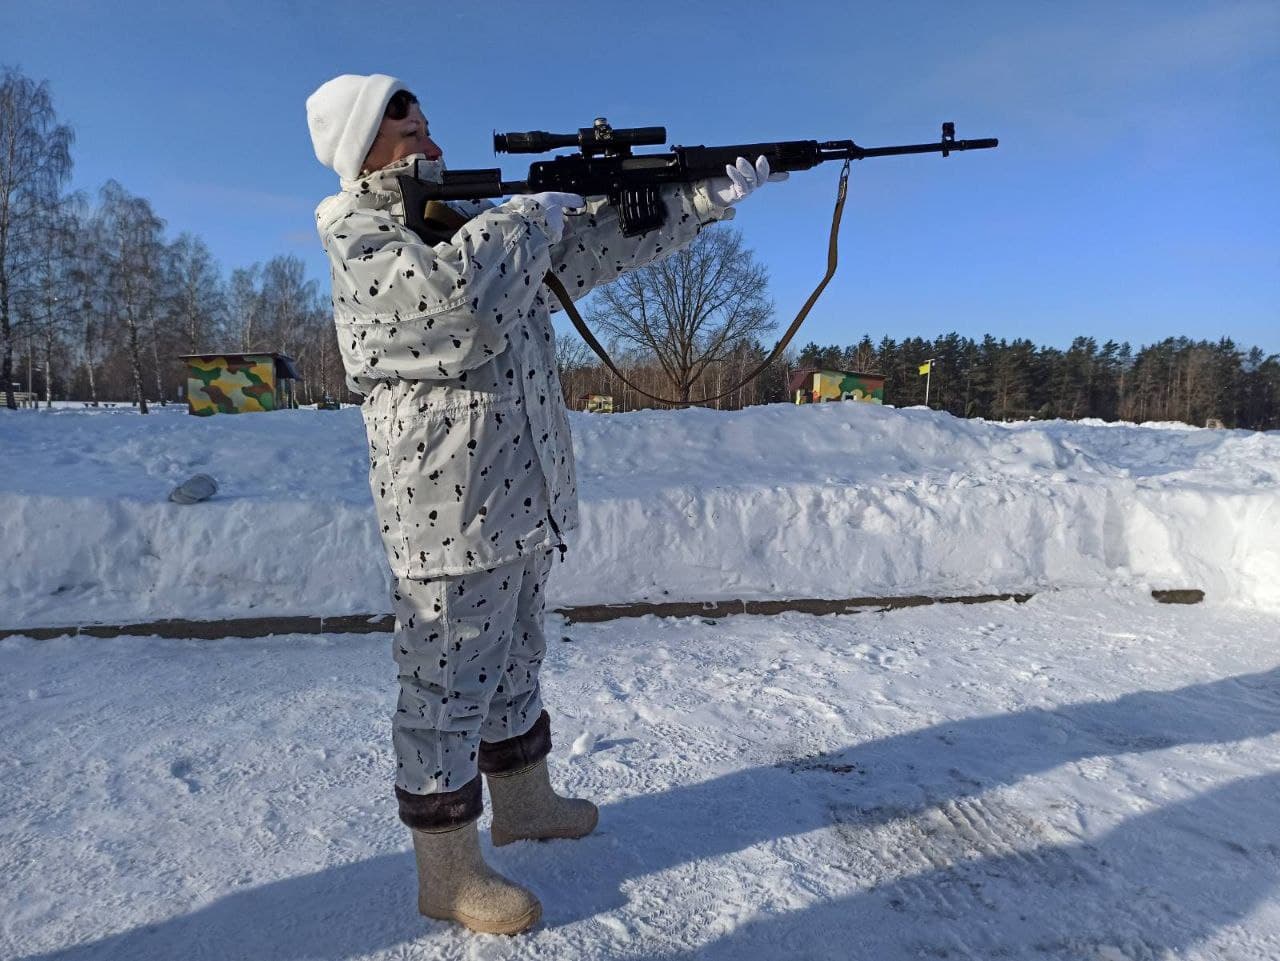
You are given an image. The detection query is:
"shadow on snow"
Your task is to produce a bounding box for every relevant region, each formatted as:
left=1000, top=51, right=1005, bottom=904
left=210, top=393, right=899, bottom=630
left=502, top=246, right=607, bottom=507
left=21, top=665, right=1280, bottom=960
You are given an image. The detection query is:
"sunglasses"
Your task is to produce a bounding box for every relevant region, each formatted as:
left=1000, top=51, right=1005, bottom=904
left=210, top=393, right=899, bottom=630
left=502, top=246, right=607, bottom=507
left=384, top=90, right=420, bottom=121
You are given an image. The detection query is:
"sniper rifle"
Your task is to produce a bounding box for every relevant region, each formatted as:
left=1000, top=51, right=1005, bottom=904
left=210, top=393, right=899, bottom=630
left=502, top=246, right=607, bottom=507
left=397, top=120, right=998, bottom=405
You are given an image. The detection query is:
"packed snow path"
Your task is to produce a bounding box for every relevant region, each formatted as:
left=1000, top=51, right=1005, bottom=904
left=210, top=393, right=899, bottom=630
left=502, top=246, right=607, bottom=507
left=5, top=588, right=1280, bottom=960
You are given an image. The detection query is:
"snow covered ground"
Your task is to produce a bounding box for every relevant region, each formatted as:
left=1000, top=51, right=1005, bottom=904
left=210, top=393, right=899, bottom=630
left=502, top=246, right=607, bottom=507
left=2, top=402, right=1278, bottom=628
left=5, top=587, right=1280, bottom=960
left=3, top=402, right=1279, bottom=957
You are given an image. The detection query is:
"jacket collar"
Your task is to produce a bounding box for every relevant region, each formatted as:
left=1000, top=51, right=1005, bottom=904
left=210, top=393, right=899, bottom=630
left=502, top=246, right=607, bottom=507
left=339, top=155, right=441, bottom=199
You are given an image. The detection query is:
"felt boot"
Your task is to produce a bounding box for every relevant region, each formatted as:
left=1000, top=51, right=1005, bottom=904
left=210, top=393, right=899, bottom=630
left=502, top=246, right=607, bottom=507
left=411, top=820, right=542, bottom=935
left=486, top=758, right=600, bottom=847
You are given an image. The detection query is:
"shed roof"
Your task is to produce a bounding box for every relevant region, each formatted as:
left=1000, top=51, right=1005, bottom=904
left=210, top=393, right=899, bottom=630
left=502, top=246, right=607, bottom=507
left=179, top=352, right=301, bottom=380
left=787, top=367, right=885, bottom=394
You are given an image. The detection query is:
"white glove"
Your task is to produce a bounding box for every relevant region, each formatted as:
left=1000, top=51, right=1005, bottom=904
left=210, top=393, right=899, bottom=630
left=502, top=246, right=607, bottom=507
left=515, top=191, right=585, bottom=244
left=707, top=155, right=789, bottom=207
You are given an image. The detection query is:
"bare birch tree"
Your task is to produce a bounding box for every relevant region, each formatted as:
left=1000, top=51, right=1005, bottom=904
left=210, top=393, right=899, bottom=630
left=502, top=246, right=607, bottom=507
left=0, top=68, right=73, bottom=409
left=166, top=233, right=225, bottom=353
left=97, top=180, right=165, bottom=414
left=16, top=194, right=83, bottom=405
left=227, top=265, right=262, bottom=352
left=64, top=198, right=110, bottom=406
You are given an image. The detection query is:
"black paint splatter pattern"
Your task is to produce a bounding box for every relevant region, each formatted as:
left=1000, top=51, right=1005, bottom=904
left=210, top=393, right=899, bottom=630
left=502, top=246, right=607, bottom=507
left=390, top=550, right=552, bottom=795
left=316, top=158, right=730, bottom=800
left=315, top=156, right=726, bottom=580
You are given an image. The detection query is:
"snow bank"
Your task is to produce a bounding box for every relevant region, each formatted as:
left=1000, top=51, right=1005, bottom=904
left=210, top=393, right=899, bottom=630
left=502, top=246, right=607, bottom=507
left=2, top=402, right=1277, bottom=626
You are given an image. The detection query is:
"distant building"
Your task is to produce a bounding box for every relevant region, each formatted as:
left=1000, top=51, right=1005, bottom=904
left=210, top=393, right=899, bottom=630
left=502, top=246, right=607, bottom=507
left=179, top=353, right=301, bottom=416
left=581, top=393, right=615, bottom=413
left=788, top=368, right=885, bottom=405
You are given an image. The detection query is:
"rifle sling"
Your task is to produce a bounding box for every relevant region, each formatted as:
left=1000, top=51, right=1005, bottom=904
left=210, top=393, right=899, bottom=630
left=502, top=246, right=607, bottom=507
left=418, top=164, right=852, bottom=407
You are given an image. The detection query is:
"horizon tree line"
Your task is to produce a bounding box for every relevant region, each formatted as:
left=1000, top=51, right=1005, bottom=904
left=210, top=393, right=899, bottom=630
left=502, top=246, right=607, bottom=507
left=0, top=67, right=344, bottom=412
left=3, top=66, right=1276, bottom=430
left=784, top=334, right=1280, bottom=430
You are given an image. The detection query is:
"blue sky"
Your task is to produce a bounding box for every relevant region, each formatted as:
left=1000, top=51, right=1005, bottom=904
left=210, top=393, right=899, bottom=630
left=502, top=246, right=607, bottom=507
left=4, top=0, right=1277, bottom=353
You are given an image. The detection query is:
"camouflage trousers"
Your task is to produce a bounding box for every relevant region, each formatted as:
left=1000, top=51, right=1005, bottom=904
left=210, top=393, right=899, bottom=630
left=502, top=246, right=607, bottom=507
left=390, top=549, right=552, bottom=796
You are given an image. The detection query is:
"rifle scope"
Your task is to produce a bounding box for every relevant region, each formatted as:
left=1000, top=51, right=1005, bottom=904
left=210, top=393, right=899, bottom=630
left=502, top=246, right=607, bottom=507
left=494, top=118, right=667, bottom=156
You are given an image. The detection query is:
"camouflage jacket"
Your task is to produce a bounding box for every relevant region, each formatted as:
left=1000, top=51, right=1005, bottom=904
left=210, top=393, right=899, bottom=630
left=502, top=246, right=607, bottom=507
left=316, top=156, right=730, bottom=578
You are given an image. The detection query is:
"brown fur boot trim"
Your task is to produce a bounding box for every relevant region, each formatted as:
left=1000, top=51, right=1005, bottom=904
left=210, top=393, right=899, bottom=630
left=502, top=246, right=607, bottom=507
left=396, top=775, right=482, bottom=831
left=478, top=711, right=552, bottom=775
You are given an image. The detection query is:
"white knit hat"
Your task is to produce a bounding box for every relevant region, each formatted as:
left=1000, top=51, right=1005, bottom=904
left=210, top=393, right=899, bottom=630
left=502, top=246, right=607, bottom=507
left=306, top=73, right=407, bottom=180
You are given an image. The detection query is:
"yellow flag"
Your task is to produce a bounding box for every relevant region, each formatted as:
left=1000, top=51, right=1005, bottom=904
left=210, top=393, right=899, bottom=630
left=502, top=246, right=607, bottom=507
left=918, top=361, right=932, bottom=376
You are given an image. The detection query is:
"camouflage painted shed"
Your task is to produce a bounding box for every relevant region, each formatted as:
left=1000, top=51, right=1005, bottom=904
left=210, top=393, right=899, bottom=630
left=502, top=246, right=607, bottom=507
left=788, top=368, right=885, bottom=405
left=179, top=353, right=301, bottom=416
left=580, top=394, right=615, bottom=413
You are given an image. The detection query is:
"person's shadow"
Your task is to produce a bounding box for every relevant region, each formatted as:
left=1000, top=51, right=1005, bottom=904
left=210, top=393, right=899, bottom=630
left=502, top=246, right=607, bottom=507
left=636, top=769, right=1280, bottom=960
left=19, top=665, right=1280, bottom=960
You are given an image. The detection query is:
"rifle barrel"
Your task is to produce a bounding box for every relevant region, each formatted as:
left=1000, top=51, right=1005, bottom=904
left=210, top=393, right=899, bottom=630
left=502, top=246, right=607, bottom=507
left=851, top=137, right=999, bottom=159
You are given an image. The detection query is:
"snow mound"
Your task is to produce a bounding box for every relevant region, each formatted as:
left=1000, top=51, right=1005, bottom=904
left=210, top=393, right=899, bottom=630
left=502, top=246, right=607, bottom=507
left=2, top=402, right=1277, bottom=627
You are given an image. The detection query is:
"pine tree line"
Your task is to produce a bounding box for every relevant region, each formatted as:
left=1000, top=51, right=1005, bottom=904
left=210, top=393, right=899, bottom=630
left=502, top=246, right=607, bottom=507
left=556, top=332, right=1279, bottom=430
left=791, top=334, right=1280, bottom=430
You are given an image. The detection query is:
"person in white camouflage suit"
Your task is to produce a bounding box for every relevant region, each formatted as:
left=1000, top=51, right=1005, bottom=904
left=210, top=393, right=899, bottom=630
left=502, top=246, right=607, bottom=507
left=306, top=73, right=782, bottom=935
